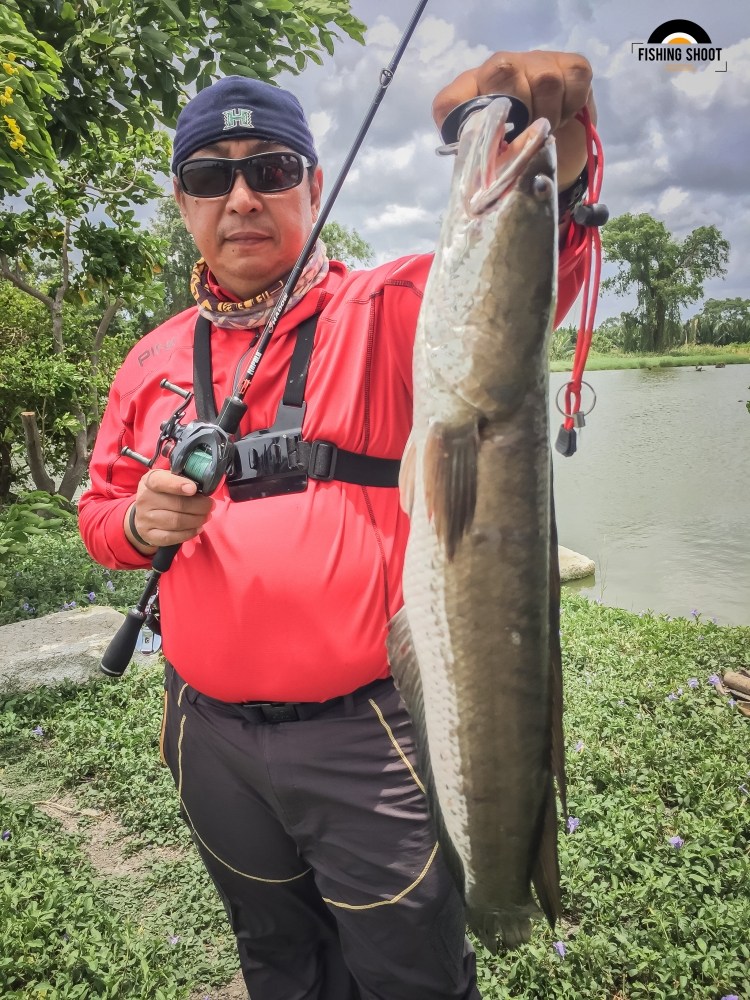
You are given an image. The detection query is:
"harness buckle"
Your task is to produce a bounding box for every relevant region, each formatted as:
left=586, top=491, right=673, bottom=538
left=308, top=440, right=338, bottom=481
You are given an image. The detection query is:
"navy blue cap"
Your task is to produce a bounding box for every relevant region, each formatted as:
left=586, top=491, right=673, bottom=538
left=172, top=76, right=317, bottom=173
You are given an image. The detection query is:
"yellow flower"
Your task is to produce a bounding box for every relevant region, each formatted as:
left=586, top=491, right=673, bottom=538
left=2, top=62, right=18, bottom=76
left=0, top=86, right=13, bottom=106
left=3, top=115, right=21, bottom=136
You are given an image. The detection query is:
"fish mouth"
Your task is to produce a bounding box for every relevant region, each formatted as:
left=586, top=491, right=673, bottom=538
left=459, top=99, right=554, bottom=217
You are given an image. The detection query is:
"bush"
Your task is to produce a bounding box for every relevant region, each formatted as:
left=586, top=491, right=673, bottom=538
left=0, top=522, right=147, bottom=626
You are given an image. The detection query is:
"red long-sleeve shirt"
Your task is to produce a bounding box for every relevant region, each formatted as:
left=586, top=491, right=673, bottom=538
left=80, top=243, right=585, bottom=702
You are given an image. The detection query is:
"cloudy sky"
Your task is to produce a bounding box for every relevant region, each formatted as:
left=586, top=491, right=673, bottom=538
left=275, top=0, right=749, bottom=322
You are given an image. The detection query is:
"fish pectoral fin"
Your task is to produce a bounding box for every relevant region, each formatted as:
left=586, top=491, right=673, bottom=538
left=386, top=608, right=466, bottom=900
left=424, top=419, right=480, bottom=561
left=398, top=431, right=417, bottom=516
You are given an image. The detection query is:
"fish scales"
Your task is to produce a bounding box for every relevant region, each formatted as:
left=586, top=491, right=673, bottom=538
left=389, top=98, right=564, bottom=952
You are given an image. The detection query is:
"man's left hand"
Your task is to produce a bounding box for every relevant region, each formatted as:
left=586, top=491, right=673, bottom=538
left=432, top=50, right=596, bottom=190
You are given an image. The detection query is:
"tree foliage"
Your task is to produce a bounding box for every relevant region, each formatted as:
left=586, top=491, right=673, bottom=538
left=320, top=220, right=374, bottom=268
left=0, top=4, right=63, bottom=194
left=0, top=0, right=365, bottom=194
left=601, top=214, right=730, bottom=353
left=684, top=298, right=750, bottom=346
left=0, top=123, right=169, bottom=501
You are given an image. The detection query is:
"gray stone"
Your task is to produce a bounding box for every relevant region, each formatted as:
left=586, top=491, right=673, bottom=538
left=559, top=545, right=596, bottom=582
left=0, top=606, right=143, bottom=694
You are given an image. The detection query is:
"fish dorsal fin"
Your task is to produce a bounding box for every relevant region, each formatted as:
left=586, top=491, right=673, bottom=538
left=387, top=607, right=466, bottom=899
left=423, top=419, right=480, bottom=560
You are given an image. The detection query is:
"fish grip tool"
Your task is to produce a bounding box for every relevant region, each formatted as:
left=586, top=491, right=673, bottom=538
left=100, top=0, right=431, bottom=678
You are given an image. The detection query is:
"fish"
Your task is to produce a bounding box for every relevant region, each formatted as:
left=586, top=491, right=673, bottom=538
left=388, top=97, right=566, bottom=952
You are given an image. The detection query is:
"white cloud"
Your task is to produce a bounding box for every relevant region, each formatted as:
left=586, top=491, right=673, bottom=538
left=656, top=186, right=689, bottom=215
left=363, top=204, right=433, bottom=231
left=275, top=0, right=749, bottom=309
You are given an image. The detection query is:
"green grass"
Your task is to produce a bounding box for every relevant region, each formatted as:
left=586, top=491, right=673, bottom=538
left=0, top=525, right=147, bottom=626
left=2, top=595, right=749, bottom=999
left=551, top=343, right=750, bottom=373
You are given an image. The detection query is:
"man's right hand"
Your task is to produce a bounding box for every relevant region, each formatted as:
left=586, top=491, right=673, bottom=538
left=124, top=469, right=215, bottom=554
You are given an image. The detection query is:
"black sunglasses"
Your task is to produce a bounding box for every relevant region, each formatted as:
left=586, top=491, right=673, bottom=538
left=177, top=150, right=310, bottom=198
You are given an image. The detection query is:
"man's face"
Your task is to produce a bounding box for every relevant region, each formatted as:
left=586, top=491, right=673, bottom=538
left=173, top=137, right=323, bottom=300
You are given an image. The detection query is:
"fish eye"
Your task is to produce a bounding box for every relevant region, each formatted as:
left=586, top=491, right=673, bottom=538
left=532, top=175, right=554, bottom=200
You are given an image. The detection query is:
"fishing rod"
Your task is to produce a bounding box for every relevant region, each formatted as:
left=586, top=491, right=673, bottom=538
left=101, top=0, right=430, bottom=677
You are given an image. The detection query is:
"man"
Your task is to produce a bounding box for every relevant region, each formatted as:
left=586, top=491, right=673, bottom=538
left=80, top=50, right=596, bottom=999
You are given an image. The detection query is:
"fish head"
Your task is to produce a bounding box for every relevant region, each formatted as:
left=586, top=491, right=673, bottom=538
left=427, top=98, right=558, bottom=418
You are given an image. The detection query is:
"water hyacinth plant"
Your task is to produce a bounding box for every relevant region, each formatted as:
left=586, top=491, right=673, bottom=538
left=1, top=594, right=749, bottom=998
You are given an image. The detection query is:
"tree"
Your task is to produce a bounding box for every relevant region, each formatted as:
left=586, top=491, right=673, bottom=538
left=1, top=0, right=365, bottom=194
left=601, top=214, right=730, bottom=353
left=1, top=1, right=368, bottom=502
left=0, top=4, right=63, bottom=194
left=320, top=221, right=373, bottom=268
left=0, top=123, right=169, bottom=501
left=141, top=197, right=198, bottom=330
left=685, top=297, right=750, bottom=346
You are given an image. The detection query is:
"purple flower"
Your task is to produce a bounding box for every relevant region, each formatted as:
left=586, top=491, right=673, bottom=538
left=574, top=740, right=585, bottom=753
left=720, top=995, right=739, bottom=1000
left=708, top=673, right=721, bottom=688
left=687, top=678, right=699, bottom=689
left=667, top=693, right=679, bottom=702
left=728, top=699, right=737, bottom=708
left=1, top=830, right=10, bottom=841
left=106, top=580, right=115, bottom=592
left=553, top=941, right=566, bottom=958
left=32, top=726, right=45, bottom=737
left=711, top=616, right=718, bottom=624
left=567, top=816, right=580, bottom=834
left=168, top=935, right=181, bottom=945
left=690, top=608, right=699, bottom=618
left=87, top=592, right=96, bottom=602
left=668, top=836, right=684, bottom=849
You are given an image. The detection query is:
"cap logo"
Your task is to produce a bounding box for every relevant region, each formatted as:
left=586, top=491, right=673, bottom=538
left=222, top=108, right=254, bottom=130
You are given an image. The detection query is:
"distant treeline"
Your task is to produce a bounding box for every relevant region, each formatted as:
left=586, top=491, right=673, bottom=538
left=551, top=297, right=750, bottom=360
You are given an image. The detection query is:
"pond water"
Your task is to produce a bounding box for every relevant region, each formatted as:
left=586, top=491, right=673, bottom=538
left=549, top=364, right=750, bottom=626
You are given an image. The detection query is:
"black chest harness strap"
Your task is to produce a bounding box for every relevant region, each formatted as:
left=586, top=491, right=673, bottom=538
left=192, top=314, right=401, bottom=492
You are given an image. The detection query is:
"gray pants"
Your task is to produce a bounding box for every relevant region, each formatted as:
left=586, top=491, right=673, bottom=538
left=161, top=663, right=481, bottom=1000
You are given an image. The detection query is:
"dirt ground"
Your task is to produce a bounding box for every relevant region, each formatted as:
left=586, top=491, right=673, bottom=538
left=5, top=783, right=248, bottom=1000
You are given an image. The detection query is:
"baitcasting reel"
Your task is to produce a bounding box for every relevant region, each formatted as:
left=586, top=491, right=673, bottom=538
left=121, top=379, right=235, bottom=495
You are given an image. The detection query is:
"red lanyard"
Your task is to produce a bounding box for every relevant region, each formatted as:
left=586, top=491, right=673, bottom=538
left=556, top=106, right=607, bottom=457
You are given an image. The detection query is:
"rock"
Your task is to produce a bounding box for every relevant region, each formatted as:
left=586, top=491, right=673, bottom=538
left=0, top=606, right=145, bottom=694
left=559, top=545, right=595, bottom=582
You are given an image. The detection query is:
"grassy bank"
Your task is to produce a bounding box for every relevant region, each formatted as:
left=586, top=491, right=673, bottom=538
left=551, top=343, right=750, bottom=373
left=2, top=595, right=749, bottom=999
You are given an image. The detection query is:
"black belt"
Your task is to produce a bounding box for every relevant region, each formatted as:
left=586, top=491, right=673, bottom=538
left=192, top=676, right=393, bottom=724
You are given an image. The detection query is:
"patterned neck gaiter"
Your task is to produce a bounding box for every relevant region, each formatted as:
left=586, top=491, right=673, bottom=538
left=190, top=240, right=329, bottom=330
